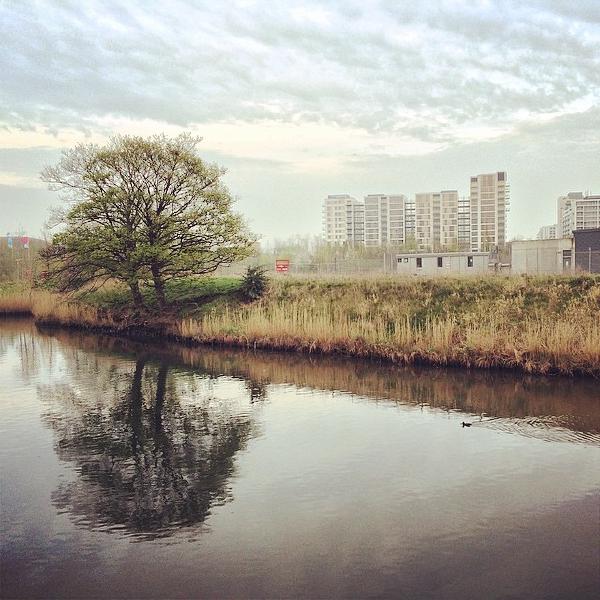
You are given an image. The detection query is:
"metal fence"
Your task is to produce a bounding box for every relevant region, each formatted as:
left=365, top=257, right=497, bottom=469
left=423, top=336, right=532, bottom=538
left=512, top=249, right=600, bottom=275
left=574, top=250, right=600, bottom=274
left=280, top=257, right=388, bottom=276
left=216, top=250, right=600, bottom=279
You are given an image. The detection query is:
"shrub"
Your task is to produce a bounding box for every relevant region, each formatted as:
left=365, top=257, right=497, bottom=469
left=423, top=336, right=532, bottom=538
left=240, top=266, right=269, bottom=301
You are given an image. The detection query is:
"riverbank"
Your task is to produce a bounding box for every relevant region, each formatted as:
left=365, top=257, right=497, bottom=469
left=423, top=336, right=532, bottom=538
left=1, top=275, right=599, bottom=377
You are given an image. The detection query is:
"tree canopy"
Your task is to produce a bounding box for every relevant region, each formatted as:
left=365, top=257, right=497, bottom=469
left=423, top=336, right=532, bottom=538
left=41, top=134, right=254, bottom=307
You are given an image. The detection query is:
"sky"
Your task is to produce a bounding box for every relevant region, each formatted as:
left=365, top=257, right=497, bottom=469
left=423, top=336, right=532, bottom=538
left=1, top=0, right=599, bottom=243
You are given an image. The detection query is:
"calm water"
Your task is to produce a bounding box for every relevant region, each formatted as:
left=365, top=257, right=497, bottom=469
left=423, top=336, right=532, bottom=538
left=1, top=319, right=599, bottom=599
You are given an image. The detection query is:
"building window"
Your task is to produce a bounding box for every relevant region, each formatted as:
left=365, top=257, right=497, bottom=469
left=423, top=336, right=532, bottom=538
left=403, top=257, right=409, bottom=263
left=467, top=255, right=474, bottom=267
left=416, top=257, right=422, bottom=268
left=437, top=257, right=443, bottom=267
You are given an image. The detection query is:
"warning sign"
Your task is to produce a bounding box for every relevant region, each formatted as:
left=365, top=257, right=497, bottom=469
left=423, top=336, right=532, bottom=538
left=275, top=259, right=290, bottom=273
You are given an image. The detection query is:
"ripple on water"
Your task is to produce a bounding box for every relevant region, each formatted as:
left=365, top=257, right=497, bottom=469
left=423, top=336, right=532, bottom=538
left=465, top=415, right=600, bottom=446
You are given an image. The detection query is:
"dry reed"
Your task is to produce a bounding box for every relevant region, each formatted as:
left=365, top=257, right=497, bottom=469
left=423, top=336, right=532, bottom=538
left=0, top=286, right=33, bottom=315
left=175, top=276, right=600, bottom=376
left=2, top=275, right=599, bottom=376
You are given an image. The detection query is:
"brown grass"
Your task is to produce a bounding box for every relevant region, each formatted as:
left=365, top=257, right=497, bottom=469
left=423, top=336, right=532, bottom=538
left=0, top=285, right=33, bottom=315
left=175, top=276, right=600, bottom=376
left=0, top=285, right=116, bottom=327
left=175, top=305, right=600, bottom=376
left=2, top=275, right=600, bottom=377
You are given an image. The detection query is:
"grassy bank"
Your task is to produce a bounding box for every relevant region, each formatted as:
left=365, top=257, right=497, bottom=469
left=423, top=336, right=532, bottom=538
left=0, top=277, right=241, bottom=320
left=0, top=282, right=33, bottom=315
left=178, top=276, right=600, bottom=376
left=2, top=275, right=600, bottom=377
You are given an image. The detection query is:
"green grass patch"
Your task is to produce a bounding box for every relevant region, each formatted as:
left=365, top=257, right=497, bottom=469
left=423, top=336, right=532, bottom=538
left=81, top=277, right=242, bottom=312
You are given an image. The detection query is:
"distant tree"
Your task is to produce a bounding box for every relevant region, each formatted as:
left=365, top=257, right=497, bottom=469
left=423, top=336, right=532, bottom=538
left=41, top=134, right=255, bottom=308
left=0, top=255, right=13, bottom=281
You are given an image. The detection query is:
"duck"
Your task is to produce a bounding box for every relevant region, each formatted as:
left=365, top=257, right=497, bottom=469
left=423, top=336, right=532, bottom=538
left=461, top=422, right=472, bottom=427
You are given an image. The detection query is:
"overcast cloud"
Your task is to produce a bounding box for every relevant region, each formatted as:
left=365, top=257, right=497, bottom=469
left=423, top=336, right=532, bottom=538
left=1, top=0, right=599, bottom=240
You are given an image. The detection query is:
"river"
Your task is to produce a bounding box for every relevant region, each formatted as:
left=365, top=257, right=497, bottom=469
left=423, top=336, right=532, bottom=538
left=1, top=318, right=599, bottom=599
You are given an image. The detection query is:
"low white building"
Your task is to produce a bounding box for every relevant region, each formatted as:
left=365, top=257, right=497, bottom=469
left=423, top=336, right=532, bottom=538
left=511, top=238, right=573, bottom=274
left=396, top=252, right=490, bottom=276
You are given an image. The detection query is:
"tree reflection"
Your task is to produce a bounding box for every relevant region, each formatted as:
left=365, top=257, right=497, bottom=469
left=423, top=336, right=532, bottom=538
left=39, top=326, right=600, bottom=441
left=246, top=377, right=268, bottom=403
left=43, top=355, right=254, bottom=539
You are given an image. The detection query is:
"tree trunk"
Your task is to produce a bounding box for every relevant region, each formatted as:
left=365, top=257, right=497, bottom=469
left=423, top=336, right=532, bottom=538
left=153, top=364, right=168, bottom=434
left=129, top=280, right=144, bottom=308
left=151, top=263, right=167, bottom=309
left=128, top=358, right=146, bottom=453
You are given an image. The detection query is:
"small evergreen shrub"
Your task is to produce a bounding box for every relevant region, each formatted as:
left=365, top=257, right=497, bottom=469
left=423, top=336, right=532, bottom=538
left=241, top=266, right=269, bottom=301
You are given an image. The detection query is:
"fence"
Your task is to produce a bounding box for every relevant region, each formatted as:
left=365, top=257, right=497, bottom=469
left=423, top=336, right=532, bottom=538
left=280, top=257, right=387, bottom=276
left=512, top=248, right=600, bottom=275
left=574, top=249, right=600, bottom=274
left=270, top=251, right=600, bottom=278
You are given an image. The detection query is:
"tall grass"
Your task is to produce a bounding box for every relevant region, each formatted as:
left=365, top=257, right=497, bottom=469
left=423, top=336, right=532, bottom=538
left=0, top=284, right=114, bottom=327
left=176, top=276, right=600, bottom=376
left=0, top=283, right=33, bottom=315
left=2, top=275, right=599, bottom=376
left=176, top=304, right=600, bottom=375
left=30, top=290, right=114, bottom=327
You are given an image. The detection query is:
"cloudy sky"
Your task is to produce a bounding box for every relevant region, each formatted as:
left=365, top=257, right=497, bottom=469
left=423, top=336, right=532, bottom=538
left=1, top=0, right=599, bottom=242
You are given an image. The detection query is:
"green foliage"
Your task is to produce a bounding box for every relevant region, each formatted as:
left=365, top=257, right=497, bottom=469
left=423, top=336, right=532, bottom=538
left=0, top=237, right=47, bottom=282
left=0, top=281, right=28, bottom=296
left=41, top=134, right=255, bottom=308
left=81, top=277, right=242, bottom=311
left=240, top=266, right=269, bottom=301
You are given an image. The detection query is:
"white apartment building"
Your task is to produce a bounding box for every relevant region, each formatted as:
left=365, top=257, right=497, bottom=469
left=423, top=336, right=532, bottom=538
left=323, top=194, right=410, bottom=248
left=537, top=224, right=557, bottom=240
left=322, top=194, right=364, bottom=245
left=576, top=195, right=600, bottom=230
left=557, top=193, right=600, bottom=237
left=469, top=172, right=509, bottom=252
left=364, top=194, right=408, bottom=247
left=323, top=172, right=509, bottom=251
left=557, top=192, right=583, bottom=238
left=458, top=196, right=471, bottom=250
left=415, top=191, right=458, bottom=250
left=404, top=200, right=416, bottom=243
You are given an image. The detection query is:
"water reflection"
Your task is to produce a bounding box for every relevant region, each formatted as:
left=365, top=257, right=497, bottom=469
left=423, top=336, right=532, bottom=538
left=2, top=320, right=600, bottom=599
left=4, top=320, right=600, bottom=544
left=38, top=326, right=600, bottom=445
left=40, top=351, right=255, bottom=539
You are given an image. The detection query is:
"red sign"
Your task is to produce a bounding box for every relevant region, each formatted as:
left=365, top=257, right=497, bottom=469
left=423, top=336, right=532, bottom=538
left=275, top=259, right=290, bottom=273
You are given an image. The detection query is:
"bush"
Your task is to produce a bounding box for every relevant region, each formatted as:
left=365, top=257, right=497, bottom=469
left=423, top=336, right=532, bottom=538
left=241, top=266, right=269, bottom=301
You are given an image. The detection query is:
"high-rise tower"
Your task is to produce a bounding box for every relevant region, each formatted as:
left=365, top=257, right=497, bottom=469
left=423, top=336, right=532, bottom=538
left=469, top=172, right=509, bottom=252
